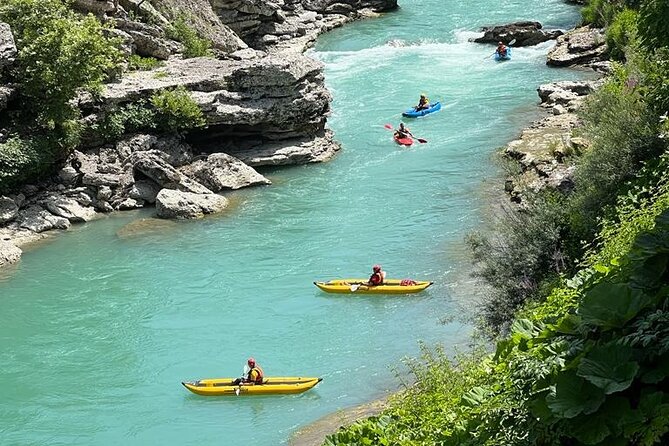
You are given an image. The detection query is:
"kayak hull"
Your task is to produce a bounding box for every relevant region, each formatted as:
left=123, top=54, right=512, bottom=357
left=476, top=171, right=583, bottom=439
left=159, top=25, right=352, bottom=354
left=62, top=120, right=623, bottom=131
left=314, top=279, right=433, bottom=294
left=182, top=377, right=322, bottom=396
left=394, top=135, right=413, bottom=146
left=494, top=47, right=512, bottom=61
left=402, top=101, right=442, bottom=118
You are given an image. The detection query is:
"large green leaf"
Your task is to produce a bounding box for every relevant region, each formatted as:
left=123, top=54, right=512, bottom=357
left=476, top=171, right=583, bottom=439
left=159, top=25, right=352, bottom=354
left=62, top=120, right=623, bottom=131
left=577, top=344, right=639, bottom=394
left=546, top=371, right=606, bottom=418
left=579, top=283, right=651, bottom=330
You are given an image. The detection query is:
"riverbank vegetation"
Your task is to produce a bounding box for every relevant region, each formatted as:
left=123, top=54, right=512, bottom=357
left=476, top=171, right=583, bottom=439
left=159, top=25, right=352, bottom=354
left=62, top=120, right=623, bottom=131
left=0, top=0, right=209, bottom=193
left=326, top=1, right=669, bottom=444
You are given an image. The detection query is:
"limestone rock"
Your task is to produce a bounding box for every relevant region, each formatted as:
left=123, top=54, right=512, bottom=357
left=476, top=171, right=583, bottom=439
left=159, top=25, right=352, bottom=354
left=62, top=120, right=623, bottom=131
left=130, top=152, right=212, bottom=194
left=129, top=179, right=162, bottom=203
left=181, top=153, right=271, bottom=191
left=224, top=131, right=340, bottom=166
left=17, top=206, right=71, bottom=233
left=0, top=241, right=21, bottom=268
left=473, top=21, right=563, bottom=47
left=0, top=86, right=16, bottom=112
left=43, top=195, right=98, bottom=222
left=155, top=189, right=228, bottom=219
left=547, top=26, right=607, bottom=67
left=0, top=196, right=19, bottom=224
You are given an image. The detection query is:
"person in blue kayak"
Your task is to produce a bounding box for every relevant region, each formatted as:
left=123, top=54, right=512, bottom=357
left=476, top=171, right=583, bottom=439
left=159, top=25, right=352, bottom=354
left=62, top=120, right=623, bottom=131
left=496, top=41, right=508, bottom=58
left=367, top=264, right=386, bottom=286
left=415, top=94, right=430, bottom=111
left=234, top=357, right=265, bottom=385
left=394, top=123, right=414, bottom=140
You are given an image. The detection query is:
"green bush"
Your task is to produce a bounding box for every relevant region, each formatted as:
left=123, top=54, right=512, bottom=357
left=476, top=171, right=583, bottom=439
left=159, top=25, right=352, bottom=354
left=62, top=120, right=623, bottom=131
left=581, top=0, right=619, bottom=27
left=605, top=9, right=639, bottom=60
left=96, top=102, right=157, bottom=140
left=150, top=86, right=206, bottom=132
left=638, top=0, right=669, bottom=51
left=0, top=136, right=57, bottom=192
left=0, top=0, right=123, bottom=127
left=467, top=191, right=575, bottom=334
left=128, top=54, right=163, bottom=71
left=165, top=17, right=212, bottom=58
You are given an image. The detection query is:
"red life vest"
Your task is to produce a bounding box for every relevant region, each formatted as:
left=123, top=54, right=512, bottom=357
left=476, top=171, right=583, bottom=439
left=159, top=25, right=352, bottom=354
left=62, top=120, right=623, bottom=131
left=497, top=45, right=507, bottom=57
left=369, top=272, right=384, bottom=285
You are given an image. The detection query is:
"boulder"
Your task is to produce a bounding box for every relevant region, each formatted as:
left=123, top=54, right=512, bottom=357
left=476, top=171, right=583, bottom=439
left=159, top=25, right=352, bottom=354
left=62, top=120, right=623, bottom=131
left=547, top=26, right=607, bottom=67
left=180, top=153, right=271, bottom=191
left=473, top=21, right=563, bottom=47
left=43, top=195, right=98, bottom=222
left=17, top=205, right=71, bottom=233
left=130, top=152, right=212, bottom=194
left=129, top=179, right=162, bottom=203
left=72, top=0, right=116, bottom=14
left=0, top=241, right=21, bottom=268
left=0, top=196, right=19, bottom=224
left=155, top=189, right=228, bottom=219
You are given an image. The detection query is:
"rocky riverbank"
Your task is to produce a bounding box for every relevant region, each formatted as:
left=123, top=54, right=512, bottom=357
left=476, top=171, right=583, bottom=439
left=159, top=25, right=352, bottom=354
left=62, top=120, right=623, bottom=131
left=0, top=0, right=397, bottom=268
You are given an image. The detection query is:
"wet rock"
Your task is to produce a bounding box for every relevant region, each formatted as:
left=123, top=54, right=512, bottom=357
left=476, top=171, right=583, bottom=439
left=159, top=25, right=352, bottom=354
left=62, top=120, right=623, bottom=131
left=473, top=21, right=563, bottom=47
left=155, top=189, right=228, bottom=219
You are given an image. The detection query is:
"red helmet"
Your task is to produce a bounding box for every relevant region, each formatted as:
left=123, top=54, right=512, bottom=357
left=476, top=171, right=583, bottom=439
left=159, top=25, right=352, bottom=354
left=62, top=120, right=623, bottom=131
left=373, top=264, right=382, bottom=272
left=247, top=357, right=256, bottom=366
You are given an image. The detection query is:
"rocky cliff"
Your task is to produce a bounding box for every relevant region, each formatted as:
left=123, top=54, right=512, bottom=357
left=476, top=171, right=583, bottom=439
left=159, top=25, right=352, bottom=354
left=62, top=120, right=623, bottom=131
left=0, top=0, right=397, bottom=267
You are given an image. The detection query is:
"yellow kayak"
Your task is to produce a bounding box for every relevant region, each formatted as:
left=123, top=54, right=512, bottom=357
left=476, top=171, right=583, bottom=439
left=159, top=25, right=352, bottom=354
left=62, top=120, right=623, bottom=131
left=314, top=279, right=433, bottom=294
left=182, top=376, right=322, bottom=396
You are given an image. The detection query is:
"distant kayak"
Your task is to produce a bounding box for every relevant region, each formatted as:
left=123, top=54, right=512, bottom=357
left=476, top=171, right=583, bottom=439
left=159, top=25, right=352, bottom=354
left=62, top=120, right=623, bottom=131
left=402, top=101, right=442, bottom=118
left=394, top=135, right=413, bottom=146
left=182, top=377, right=322, bottom=396
left=494, top=47, right=512, bottom=61
left=314, top=279, right=433, bottom=294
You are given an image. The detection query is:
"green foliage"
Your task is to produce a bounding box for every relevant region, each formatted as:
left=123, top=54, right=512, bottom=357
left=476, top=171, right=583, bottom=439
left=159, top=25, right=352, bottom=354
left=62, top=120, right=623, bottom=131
left=637, top=0, right=669, bottom=51
left=150, top=86, right=206, bottom=132
left=605, top=8, right=638, bottom=60
left=581, top=0, right=620, bottom=27
left=95, top=102, right=157, bottom=140
left=0, top=0, right=123, bottom=126
left=467, top=191, right=574, bottom=334
left=0, top=136, right=57, bottom=192
left=165, top=17, right=212, bottom=58
left=127, top=54, right=163, bottom=71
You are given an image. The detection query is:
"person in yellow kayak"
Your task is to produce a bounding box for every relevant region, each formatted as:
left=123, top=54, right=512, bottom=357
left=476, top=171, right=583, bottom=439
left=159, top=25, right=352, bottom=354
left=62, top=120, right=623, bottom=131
left=415, top=94, right=430, bottom=111
left=367, top=264, right=386, bottom=286
left=394, top=123, right=414, bottom=140
left=234, top=357, right=264, bottom=385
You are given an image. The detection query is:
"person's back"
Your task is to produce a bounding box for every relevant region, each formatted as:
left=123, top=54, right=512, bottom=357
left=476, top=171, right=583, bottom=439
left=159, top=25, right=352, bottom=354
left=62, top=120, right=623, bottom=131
left=368, top=264, right=385, bottom=286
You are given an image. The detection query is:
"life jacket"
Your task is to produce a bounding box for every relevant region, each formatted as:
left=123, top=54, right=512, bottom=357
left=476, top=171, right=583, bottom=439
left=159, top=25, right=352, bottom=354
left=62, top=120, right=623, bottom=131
left=418, top=97, right=429, bottom=108
left=397, top=127, right=411, bottom=138
left=248, top=365, right=264, bottom=384
left=369, top=271, right=384, bottom=285
left=497, top=46, right=507, bottom=56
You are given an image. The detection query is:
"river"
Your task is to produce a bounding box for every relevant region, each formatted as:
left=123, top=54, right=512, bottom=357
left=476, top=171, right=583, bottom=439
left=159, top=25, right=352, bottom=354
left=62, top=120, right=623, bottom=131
left=0, top=1, right=588, bottom=444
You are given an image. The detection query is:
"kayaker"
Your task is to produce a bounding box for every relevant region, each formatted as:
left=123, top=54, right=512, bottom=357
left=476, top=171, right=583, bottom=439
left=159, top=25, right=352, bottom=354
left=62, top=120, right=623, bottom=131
left=496, top=41, right=508, bottom=58
left=415, top=94, right=430, bottom=111
left=394, top=123, right=414, bottom=139
left=234, top=357, right=265, bottom=385
left=367, top=264, right=386, bottom=286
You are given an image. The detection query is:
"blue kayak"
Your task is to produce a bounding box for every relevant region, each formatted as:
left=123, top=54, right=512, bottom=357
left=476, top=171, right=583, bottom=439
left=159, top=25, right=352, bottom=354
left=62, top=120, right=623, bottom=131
left=402, top=101, right=442, bottom=118
left=494, top=47, right=512, bottom=61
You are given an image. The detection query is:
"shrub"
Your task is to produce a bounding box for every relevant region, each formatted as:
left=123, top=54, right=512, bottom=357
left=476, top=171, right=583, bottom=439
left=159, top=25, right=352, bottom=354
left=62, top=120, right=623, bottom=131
left=165, top=17, right=212, bottom=58
left=150, top=86, right=206, bottom=132
left=96, top=102, right=157, bottom=140
left=0, top=136, right=57, bottom=192
left=0, top=0, right=123, bottom=126
left=637, top=0, right=669, bottom=51
left=605, top=9, right=639, bottom=60
left=581, top=0, right=619, bottom=27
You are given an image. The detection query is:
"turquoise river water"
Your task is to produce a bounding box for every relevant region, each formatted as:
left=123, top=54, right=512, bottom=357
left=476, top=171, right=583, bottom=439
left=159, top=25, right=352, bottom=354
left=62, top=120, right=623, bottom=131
left=0, top=1, right=591, bottom=444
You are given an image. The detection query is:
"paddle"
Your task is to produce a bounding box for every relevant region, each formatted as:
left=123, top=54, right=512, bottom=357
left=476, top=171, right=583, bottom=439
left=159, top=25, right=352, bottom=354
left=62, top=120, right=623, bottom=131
left=484, top=38, right=516, bottom=59
left=383, top=124, right=427, bottom=144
